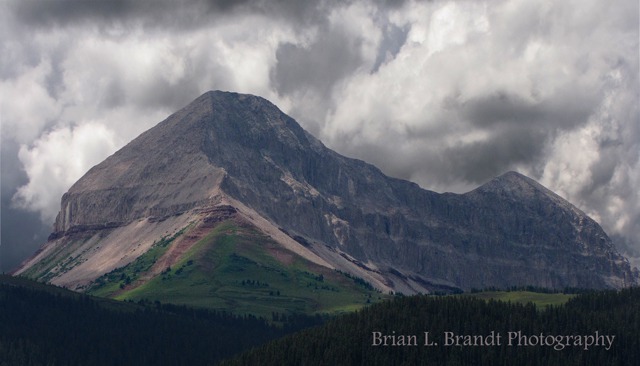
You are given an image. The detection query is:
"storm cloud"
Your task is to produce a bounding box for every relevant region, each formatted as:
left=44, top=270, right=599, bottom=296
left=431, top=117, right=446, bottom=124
left=1, top=0, right=638, bottom=271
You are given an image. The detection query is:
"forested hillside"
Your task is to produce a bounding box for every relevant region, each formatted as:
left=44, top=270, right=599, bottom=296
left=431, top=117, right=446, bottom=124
left=3, top=274, right=637, bottom=366
left=223, top=288, right=640, bottom=366
left=0, top=275, right=321, bottom=366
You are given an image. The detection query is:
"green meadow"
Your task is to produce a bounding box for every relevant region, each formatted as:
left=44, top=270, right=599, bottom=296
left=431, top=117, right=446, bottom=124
left=463, top=290, right=576, bottom=307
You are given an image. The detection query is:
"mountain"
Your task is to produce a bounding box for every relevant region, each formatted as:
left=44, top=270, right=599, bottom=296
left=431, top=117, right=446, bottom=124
left=13, top=91, right=638, bottom=310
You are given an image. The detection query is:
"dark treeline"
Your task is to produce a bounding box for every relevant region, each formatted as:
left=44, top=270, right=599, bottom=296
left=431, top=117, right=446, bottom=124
left=222, top=287, right=640, bottom=366
left=0, top=278, right=323, bottom=366
left=3, top=274, right=638, bottom=366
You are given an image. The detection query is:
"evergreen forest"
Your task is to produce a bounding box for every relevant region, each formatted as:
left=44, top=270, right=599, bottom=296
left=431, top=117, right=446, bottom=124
left=2, top=274, right=638, bottom=365
left=223, top=287, right=640, bottom=366
left=0, top=275, right=321, bottom=366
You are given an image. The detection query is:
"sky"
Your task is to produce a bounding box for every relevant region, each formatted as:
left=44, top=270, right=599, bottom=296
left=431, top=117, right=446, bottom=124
left=1, top=0, right=639, bottom=272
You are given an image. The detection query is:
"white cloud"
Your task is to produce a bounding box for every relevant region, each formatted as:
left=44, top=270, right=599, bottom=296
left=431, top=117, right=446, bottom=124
left=0, top=59, right=60, bottom=143
left=13, top=123, right=118, bottom=223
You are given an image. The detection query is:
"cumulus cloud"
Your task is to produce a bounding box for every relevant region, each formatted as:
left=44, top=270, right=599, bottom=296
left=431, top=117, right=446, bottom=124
left=0, top=60, right=61, bottom=143
left=12, top=123, right=119, bottom=223
left=1, top=0, right=638, bottom=270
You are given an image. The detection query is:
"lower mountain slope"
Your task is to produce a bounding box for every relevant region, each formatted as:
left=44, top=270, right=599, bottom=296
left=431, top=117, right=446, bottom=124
left=20, top=203, right=382, bottom=317
left=85, top=209, right=383, bottom=317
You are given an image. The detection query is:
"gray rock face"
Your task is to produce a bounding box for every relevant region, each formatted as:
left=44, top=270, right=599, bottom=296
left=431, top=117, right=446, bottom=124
left=40, top=91, right=639, bottom=291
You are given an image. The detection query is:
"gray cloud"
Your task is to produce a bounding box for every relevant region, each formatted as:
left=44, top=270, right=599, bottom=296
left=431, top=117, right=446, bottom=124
left=272, top=26, right=364, bottom=97
left=372, top=22, right=410, bottom=72
left=12, top=0, right=134, bottom=25
left=445, top=127, right=547, bottom=183
left=0, top=205, right=51, bottom=274
left=10, top=0, right=333, bottom=31
left=461, top=90, right=596, bottom=131
left=12, top=0, right=220, bottom=29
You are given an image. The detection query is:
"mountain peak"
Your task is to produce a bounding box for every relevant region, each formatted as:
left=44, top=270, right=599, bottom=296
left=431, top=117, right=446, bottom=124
left=125, top=90, right=312, bottom=153
left=486, top=170, right=538, bottom=187
left=471, top=171, right=553, bottom=199
left=467, top=170, right=591, bottom=222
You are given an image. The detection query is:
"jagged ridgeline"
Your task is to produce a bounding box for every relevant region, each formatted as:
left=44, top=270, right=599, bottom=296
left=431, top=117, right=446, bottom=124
left=13, top=91, right=638, bottom=315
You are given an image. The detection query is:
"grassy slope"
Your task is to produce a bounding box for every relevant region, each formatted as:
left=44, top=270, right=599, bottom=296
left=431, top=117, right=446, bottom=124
left=463, top=291, right=576, bottom=307
left=88, top=220, right=384, bottom=318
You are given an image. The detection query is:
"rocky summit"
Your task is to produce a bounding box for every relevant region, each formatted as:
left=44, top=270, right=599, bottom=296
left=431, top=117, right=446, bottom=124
left=14, top=91, right=638, bottom=303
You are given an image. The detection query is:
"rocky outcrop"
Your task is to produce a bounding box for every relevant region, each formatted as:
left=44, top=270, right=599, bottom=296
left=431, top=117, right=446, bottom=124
left=16, top=91, right=639, bottom=292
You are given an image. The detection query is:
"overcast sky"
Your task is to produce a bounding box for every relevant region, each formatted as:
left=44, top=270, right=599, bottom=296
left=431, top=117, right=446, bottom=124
left=1, top=0, right=639, bottom=272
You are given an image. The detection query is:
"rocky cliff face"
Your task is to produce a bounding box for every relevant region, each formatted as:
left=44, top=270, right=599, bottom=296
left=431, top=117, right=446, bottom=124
left=15, top=91, right=639, bottom=293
